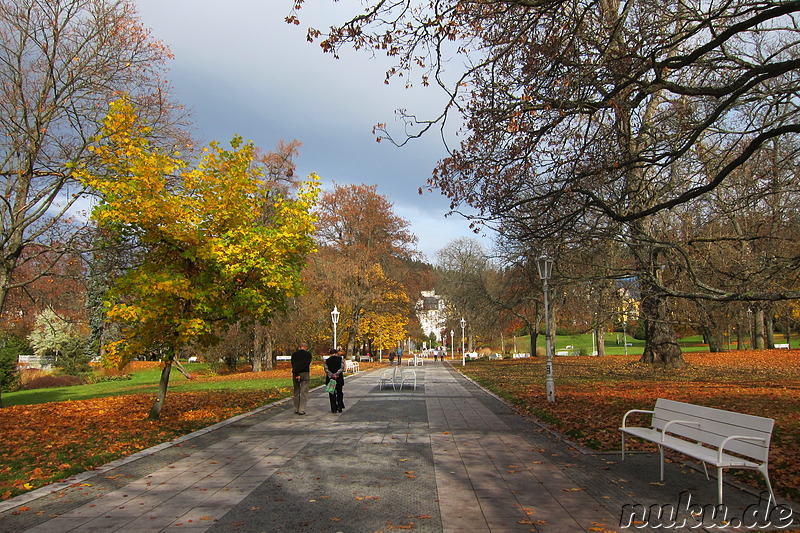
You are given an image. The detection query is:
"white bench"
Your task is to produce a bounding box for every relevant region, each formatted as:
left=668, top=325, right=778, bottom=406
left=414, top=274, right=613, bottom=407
left=275, top=355, right=291, bottom=361
left=620, top=398, right=775, bottom=505
left=379, top=366, right=417, bottom=390
left=407, top=354, right=423, bottom=366
left=344, top=360, right=360, bottom=373
left=775, top=343, right=790, bottom=349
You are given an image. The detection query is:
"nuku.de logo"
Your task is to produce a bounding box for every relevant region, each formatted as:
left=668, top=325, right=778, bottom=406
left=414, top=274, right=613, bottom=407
left=619, top=492, right=794, bottom=529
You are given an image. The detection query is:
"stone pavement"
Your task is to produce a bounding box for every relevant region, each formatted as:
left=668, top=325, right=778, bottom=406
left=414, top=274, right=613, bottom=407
left=0, top=362, right=796, bottom=533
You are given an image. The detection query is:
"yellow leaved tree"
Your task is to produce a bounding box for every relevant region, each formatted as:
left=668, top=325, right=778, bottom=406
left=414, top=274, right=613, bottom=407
left=359, top=282, right=410, bottom=355
left=76, top=98, right=319, bottom=419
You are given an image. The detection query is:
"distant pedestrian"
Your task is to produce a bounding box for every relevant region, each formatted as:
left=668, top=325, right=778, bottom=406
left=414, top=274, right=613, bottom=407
left=433, top=350, right=438, bottom=361
left=291, top=342, right=312, bottom=415
left=324, top=348, right=345, bottom=413
left=396, top=347, right=403, bottom=366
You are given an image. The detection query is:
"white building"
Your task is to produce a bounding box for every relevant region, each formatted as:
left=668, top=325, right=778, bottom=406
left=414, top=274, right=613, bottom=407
left=415, top=290, right=448, bottom=342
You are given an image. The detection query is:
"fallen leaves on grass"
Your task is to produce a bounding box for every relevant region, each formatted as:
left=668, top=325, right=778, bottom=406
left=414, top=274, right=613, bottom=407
left=0, top=389, right=285, bottom=500
left=462, top=349, right=800, bottom=500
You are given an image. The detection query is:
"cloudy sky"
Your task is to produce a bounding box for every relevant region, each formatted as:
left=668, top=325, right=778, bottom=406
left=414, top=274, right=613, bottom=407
left=134, top=0, right=491, bottom=261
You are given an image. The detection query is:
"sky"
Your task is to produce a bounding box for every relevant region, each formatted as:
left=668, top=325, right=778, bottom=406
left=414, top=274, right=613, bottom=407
left=134, top=0, right=492, bottom=262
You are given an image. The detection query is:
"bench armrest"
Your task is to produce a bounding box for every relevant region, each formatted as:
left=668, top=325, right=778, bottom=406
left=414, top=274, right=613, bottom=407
left=717, top=435, right=768, bottom=462
left=660, top=419, right=701, bottom=441
left=622, top=409, right=654, bottom=428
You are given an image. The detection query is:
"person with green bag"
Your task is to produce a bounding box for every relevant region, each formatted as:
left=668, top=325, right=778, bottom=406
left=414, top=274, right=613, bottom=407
left=324, top=348, right=346, bottom=413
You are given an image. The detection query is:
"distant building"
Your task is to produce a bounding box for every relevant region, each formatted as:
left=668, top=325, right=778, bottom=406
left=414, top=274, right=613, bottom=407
left=415, top=290, right=447, bottom=342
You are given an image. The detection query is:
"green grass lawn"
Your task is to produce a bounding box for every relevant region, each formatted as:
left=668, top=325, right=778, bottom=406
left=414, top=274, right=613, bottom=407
left=2, top=364, right=317, bottom=407
left=506, top=332, right=799, bottom=357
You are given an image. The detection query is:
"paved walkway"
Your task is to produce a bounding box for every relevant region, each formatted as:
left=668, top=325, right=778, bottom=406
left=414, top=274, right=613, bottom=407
left=0, top=362, right=796, bottom=532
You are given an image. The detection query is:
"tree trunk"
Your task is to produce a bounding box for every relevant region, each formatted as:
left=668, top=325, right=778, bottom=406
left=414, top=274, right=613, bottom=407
left=785, top=316, right=791, bottom=347
left=638, top=279, right=683, bottom=367
left=595, top=327, right=606, bottom=356
left=148, top=352, right=174, bottom=420
left=263, top=332, right=274, bottom=370
left=0, top=263, right=12, bottom=319
left=252, top=321, right=263, bottom=372
left=700, top=325, right=723, bottom=352
left=529, top=321, right=539, bottom=356
left=766, top=310, right=775, bottom=349
left=755, top=308, right=765, bottom=349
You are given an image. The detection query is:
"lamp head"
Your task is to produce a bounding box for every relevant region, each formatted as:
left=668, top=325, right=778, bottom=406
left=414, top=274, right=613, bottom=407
left=537, top=255, right=553, bottom=280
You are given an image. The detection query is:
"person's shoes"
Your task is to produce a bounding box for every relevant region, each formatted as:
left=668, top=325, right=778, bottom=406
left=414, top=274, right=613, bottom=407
left=298, top=412, right=305, bottom=415
left=337, top=408, right=343, bottom=412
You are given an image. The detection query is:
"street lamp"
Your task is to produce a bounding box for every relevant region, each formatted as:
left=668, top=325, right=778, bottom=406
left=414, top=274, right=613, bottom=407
left=460, top=317, right=466, bottom=367
left=537, top=255, right=555, bottom=403
left=450, top=329, right=454, bottom=359
left=331, top=306, right=340, bottom=350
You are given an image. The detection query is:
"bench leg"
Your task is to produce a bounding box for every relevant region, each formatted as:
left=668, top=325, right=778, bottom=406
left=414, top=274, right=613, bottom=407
left=717, top=467, right=724, bottom=506
left=621, top=434, right=626, bottom=460
left=658, top=445, right=665, bottom=481
left=759, top=465, right=776, bottom=508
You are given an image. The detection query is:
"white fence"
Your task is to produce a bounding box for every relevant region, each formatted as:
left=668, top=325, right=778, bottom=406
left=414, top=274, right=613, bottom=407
left=17, top=355, right=56, bottom=369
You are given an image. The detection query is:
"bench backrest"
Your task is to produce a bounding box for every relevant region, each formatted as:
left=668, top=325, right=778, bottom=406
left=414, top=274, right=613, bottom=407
left=651, top=399, right=774, bottom=462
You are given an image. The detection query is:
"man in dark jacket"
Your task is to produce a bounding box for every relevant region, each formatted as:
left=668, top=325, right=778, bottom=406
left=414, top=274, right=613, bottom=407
left=291, top=342, right=312, bottom=415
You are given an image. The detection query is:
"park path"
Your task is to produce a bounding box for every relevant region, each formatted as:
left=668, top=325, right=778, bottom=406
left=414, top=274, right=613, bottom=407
left=0, top=361, right=795, bottom=532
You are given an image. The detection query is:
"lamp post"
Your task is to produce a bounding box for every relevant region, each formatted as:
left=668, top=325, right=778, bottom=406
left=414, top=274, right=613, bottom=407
left=460, top=317, right=466, bottom=366
left=379, top=328, right=383, bottom=362
left=537, top=255, right=555, bottom=403
left=450, top=329, right=454, bottom=359
left=331, top=306, right=340, bottom=350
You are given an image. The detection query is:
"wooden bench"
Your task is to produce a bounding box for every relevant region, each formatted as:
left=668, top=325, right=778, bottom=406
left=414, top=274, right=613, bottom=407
left=344, top=360, right=360, bottom=373
left=379, top=366, right=417, bottom=390
left=620, top=398, right=775, bottom=505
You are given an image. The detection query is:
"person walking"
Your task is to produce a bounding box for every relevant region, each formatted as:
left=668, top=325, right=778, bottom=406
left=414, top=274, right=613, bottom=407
left=324, top=348, right=346, bottom=413
left=291, top=342, right=312, bottom=415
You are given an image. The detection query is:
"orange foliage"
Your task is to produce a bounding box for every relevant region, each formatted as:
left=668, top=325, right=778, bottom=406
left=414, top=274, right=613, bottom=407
left=0, top=389, right=286, bottom=500
left=0, top=360, right=382, bottom=500
left=463, top=349, right=800, bottom=500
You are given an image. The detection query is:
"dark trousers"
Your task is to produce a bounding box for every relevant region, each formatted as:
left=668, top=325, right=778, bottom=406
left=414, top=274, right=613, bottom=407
left=327, top=376, right=345, bottom=412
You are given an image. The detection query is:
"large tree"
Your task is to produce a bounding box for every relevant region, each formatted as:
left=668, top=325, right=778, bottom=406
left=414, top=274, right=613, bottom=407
left=312, top=183, right=417, bottom=354
left=77, top=99, right=319, bottom=419
left=293, top=0, right=800, bottom=366
left=0, top=0, right=179, bottom=317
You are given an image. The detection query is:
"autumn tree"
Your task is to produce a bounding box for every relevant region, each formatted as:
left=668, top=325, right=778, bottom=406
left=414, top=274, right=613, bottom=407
left=293, top=0, right=800, bottom=367
left=311, top=184, right=418, bottom=355
left=0, top=0, right=180, bottom=319
left=249, top=139, right=306, bottom=371
left=435, top=238, right=519, bottom=348
left=76, top=98, right=319, bottom=419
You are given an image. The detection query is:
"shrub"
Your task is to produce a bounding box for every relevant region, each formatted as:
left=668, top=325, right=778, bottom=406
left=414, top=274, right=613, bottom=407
left=22, top=373, right=84, bottom=390
left=0, top=336, right=31, bottom=393
left=84, top=372, right=132, bottom=384
left=57, top=337, right=92, bottom=375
